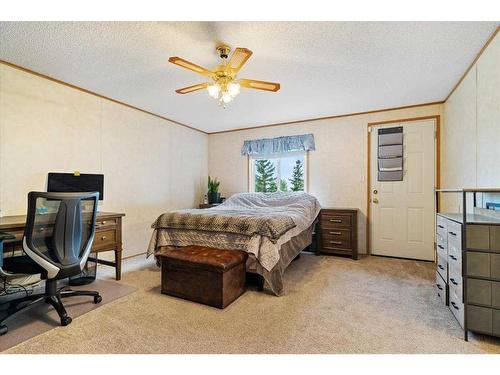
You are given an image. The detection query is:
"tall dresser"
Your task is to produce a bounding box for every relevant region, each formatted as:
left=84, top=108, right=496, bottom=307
left=435, top=188, right=500, bottom=341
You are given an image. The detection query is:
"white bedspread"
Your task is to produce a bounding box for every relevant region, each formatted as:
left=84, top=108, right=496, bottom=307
left=147, top=192, right=321, bottom=271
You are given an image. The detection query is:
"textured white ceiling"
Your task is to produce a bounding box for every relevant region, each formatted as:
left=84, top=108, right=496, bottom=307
left=0, top=22, right=497, bottom=133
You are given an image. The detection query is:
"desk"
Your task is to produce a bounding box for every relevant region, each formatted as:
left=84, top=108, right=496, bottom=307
left=0, top=212, right=125, bottom=280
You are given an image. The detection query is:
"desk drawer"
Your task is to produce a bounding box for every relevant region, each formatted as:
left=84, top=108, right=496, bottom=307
left=96, top=218, right=117, bottom=229
left=92, top=229, right=116, bottom=250
left=321, top=213, right=352, bottom=228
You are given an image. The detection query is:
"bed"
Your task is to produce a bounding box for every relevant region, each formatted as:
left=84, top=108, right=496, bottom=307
left=147, top=192, right=321, bottom=295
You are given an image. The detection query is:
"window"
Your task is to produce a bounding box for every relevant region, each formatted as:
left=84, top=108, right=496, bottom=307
left=249, top=152, right=307, bottom=192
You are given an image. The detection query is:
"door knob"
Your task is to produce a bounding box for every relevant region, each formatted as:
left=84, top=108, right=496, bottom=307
left=373, top=198, right=379, bottom=204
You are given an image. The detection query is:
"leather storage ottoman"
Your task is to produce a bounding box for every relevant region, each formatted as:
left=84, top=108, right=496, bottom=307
left=158, top=246, right=248, bottom=309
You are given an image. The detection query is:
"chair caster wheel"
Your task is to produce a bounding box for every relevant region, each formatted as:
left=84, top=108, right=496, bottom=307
left=61, top=316, right=72, bottom=326
left=0, top=324, right=8, bottom=336
left=94, top=295, right=102, bottom=304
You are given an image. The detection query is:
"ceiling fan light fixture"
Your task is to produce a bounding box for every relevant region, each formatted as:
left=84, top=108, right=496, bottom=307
left=169, top=45, right=280, bottom=107
left=221, top=92, right=233, bottom=104
left=227, top=82, right=240, bottom=97
left=207, top=84, right=220, bottom=98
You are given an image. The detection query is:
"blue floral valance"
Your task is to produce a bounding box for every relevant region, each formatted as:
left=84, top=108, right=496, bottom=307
left=241, top=133, right=315, bottom=156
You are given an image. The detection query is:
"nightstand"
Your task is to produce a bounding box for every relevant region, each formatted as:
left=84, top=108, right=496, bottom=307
left=317, top=208, right=358, bottom=260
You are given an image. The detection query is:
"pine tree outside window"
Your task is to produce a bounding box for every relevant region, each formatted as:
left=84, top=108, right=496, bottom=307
left=249, top=152, right=307, bottom=193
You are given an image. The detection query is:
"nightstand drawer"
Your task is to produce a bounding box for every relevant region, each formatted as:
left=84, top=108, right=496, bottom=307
left=321, top=214, right=352, bottom=228
left=322, top=238, right=352, bottom=251
left=322, top=228, right=351, bottom=241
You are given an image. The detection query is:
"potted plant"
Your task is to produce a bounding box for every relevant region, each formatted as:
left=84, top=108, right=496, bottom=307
left=207, top=176, right=221, bottom=204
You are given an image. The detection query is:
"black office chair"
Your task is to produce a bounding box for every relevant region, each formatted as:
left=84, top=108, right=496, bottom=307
left=0, top=192, right=102, bottom=336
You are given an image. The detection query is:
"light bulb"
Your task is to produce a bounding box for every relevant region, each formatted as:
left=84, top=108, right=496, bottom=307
left=221, top=92, right=233, bottom=104
left=207, top=84, right=220, bottom=98
left=227, top=82, right=240, bottom=97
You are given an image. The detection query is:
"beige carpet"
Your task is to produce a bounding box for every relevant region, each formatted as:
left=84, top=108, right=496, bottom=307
left=3, top=254, right=500, bottom=354
left=0, top=279, right=136, bottom=352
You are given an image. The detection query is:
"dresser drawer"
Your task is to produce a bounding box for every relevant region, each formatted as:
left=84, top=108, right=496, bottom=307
left=322, top=228, right=351, bottom=241
left=448, top=246, right=462, bottom=274
left=467, top=305, right=493, bottom=335
left=447, top=221, right=462, bottom=239
left=467, top=279, right=500, bottom=308
left=437, top=216, right=448, bottom=239
left=466, top=225, right=490, bottom=250
left=491, top=226, right=500, bottom=253
left=436, top=271, right=447, bottom=305
left=467, top=252, right=493, bottom=279
left=448, top=266, right=463, bottom=302
left=449, top=289, right=464, bottom=328
left=437, top=253, right=447, bottom=281
left=92, top=229, right=117, bottom=250
left=321, top=213, right=352, bottom=228
left=436, top=234, right=447, bottom=258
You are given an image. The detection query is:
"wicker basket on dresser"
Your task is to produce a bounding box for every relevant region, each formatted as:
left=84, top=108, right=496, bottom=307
left=316, top=208, right=358, bottom=260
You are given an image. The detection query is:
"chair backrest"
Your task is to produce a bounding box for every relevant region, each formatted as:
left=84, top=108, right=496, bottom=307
left=23, top=191, right=99, bottom=279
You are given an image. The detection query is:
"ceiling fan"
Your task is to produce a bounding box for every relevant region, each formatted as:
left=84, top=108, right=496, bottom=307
left=168, top=45, right=280, bottom=107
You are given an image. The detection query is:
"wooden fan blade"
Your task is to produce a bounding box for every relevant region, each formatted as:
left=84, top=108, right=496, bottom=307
left=175, top=83, right=209, bottom=94
left=227, top=48, right=253, bottom=73
left=168, top=57, right=214, bottom=77
left=240, top=79, right=280, bottom=92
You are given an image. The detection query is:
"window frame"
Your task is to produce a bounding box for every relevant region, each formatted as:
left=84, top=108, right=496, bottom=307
left=248, top=151, right=309, bottom=193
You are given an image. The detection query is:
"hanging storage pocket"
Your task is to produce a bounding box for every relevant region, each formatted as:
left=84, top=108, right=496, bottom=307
left=377, top=126, right=403, bottom=182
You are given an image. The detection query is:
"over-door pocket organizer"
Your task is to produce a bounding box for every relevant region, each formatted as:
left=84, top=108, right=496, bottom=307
left=378, top=126, right=403, bottom=182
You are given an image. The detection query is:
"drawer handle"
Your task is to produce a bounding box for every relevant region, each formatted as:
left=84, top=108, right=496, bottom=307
left=436, top=284, right=443, bottom=290
left=101, top=236, right=107, bottom=240
left=450, top=301, right=459, bottom=310
left=449, top=255, right=457, bottom=261
left=437, top=245, right=444, bottom=250
left=449, top=232, right=457, bottom=236
left=438, top=265, right=445, bottom=270
left=329, top=231, right=342, bottom=235
left=450, top=278, right=458, bottom=285
left=329, top=219, right=342, bottom=223
left=329, top=241, right=342, bottom=245
left=438, top=225, right=444, bottom=229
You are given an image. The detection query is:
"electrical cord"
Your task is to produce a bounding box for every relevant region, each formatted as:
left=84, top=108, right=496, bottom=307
left=0, top=274, right=35, bottom=298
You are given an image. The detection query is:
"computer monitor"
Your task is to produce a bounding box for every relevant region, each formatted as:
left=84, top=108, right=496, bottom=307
left=47, top=173, right=104, bottom=200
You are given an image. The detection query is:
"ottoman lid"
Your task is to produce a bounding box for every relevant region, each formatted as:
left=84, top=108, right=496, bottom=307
left=159, top=246, right=248, bottom=272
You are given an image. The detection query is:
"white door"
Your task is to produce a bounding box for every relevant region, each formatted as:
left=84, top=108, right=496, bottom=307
left=370, top=119, right=436, bottom=261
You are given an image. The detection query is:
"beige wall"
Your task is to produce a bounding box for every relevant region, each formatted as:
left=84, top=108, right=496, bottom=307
left=0, top=63, right=208, bottom=258
left=208, top=104, right=442, bottom=254
left=441, top=32, right=500, bottom=211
